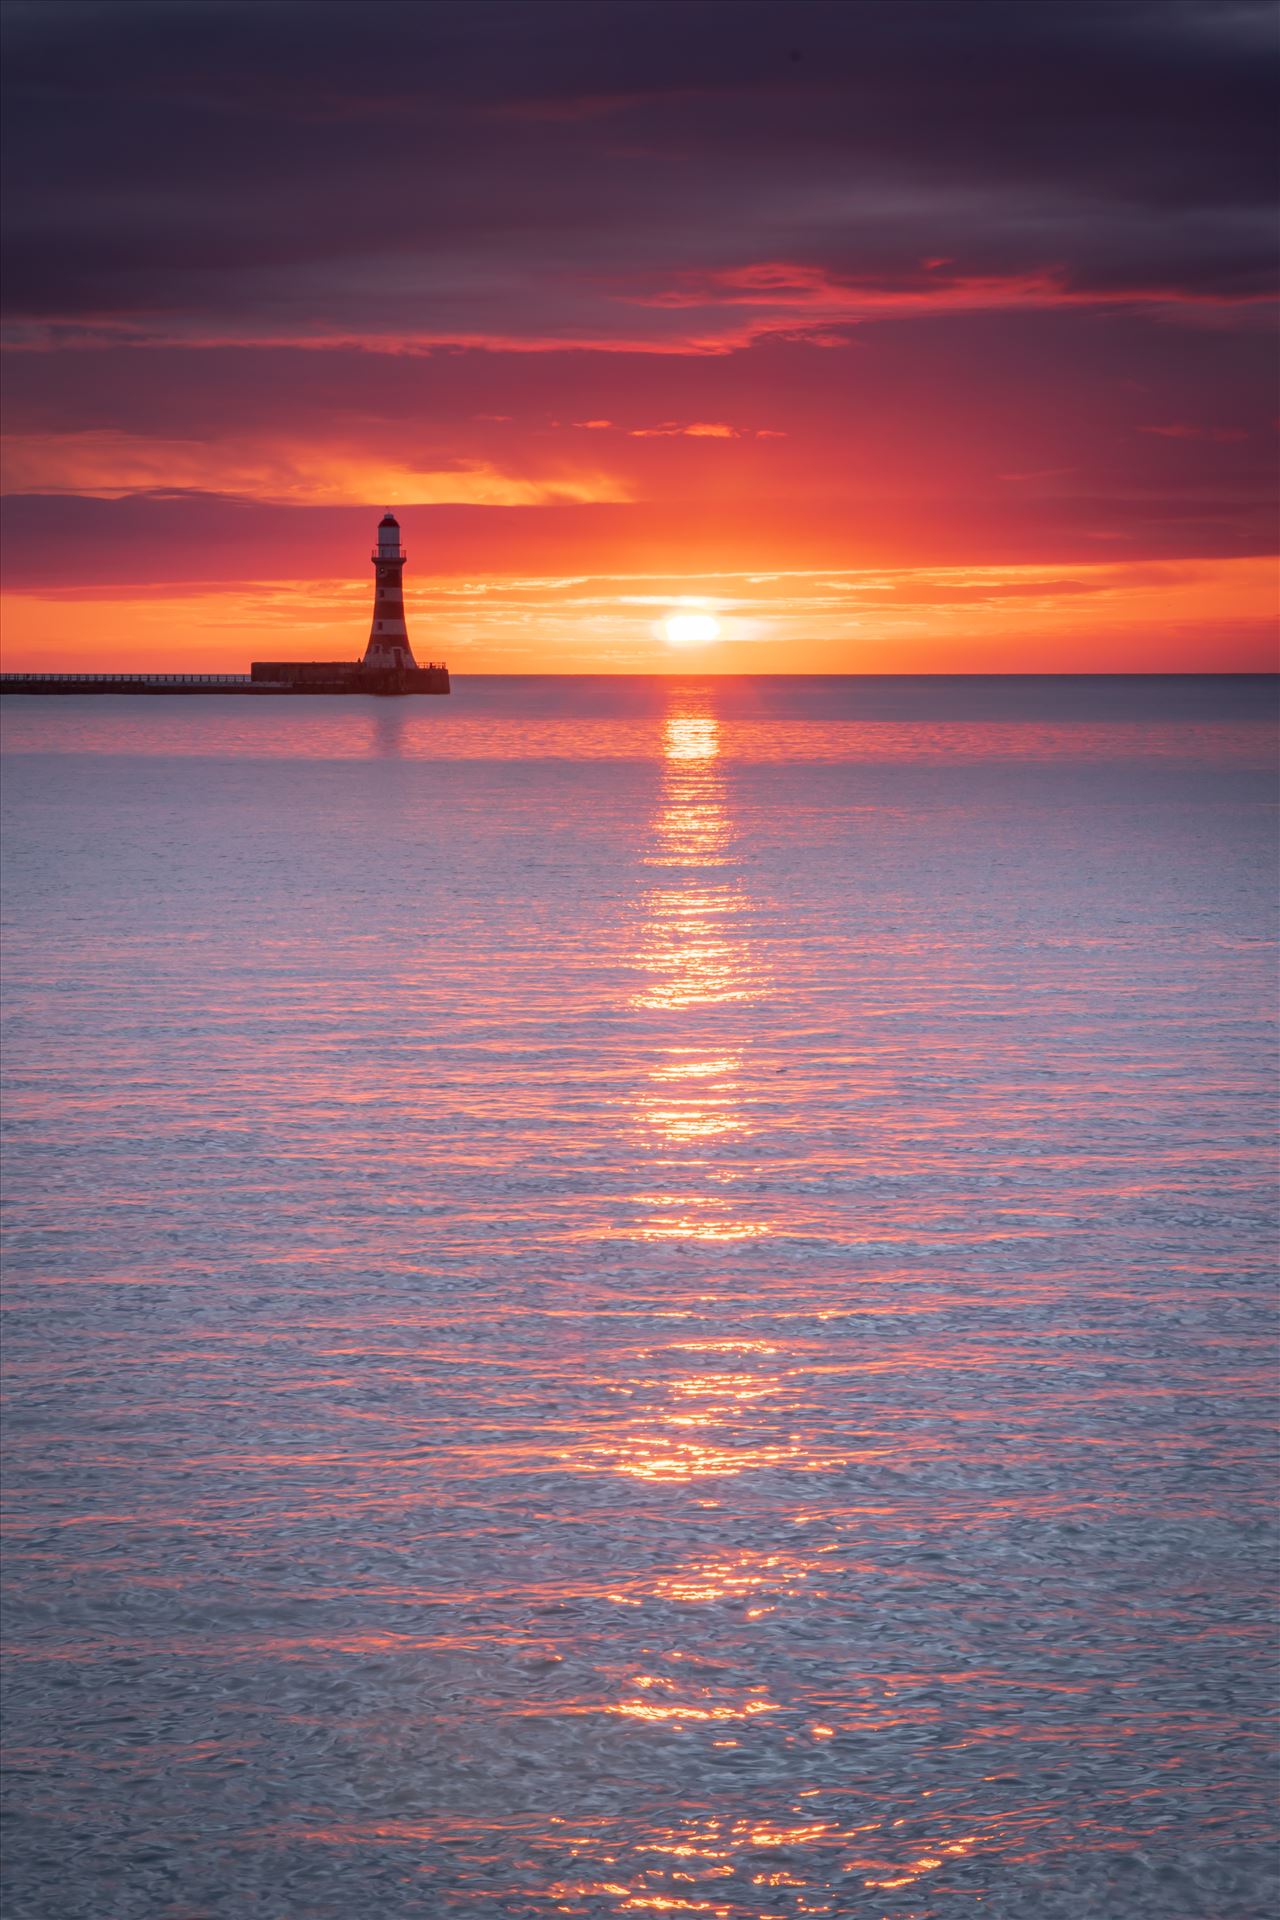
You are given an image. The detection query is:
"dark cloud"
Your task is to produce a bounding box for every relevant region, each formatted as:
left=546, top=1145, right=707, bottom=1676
left=2, top=0, right=1273, bottom=619
left=2, top=0, right=1275, bottom=341
left=4, top=309, right=1270, bottom=454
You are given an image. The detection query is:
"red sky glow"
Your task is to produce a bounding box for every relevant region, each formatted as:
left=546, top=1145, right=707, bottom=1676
left=2, top=0, right=1276, bottom=673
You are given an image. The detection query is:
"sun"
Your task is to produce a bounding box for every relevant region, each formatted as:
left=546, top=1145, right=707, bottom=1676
left=664, top=611, right=721, bottom=649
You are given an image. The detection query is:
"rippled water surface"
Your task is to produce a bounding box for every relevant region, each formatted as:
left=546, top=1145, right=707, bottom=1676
left=2, top=676, right=1276, bottom=1918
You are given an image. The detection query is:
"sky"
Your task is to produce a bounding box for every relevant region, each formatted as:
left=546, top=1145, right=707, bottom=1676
left=1, top=0, right=1276, bottom=673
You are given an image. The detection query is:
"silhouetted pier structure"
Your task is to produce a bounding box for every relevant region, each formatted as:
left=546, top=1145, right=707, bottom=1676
left=1, top=512, right=450, bottom=698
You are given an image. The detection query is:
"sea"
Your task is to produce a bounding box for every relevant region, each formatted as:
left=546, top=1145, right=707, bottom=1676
left=1, top=675, right=1276, bottom=1920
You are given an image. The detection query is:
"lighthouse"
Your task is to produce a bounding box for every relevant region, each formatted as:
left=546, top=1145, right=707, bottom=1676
left=363, top=512, right=417, bottom=674
left=8, top=503, right=448, bottom=696
left=242, top=509, right=446, bottom=694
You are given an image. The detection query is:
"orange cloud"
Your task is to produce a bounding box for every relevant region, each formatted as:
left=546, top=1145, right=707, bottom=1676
left=0, top=431, right=632, bottom=507
left=629, top=422, right=740, bottom=439
left=572, top=420, right=781, bottom=440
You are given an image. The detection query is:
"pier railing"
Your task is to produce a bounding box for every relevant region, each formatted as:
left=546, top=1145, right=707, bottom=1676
left=1, top=672, right=254, bottom=685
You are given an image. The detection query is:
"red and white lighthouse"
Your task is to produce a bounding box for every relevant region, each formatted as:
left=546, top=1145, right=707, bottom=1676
left=363, top=512, right=417, bottom=673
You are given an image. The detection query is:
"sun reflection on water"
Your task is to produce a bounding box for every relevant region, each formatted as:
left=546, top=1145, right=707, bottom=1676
left=632, top=893, right=758, bottom=1010
left=296, top=1806, right=1003, bottom=1914
left=663, top=715, right=721, bottom=762
left=629, top=1545, right=820, bottom=1606
left=569, top=1328, right=838, bottom=1484
left=626, top=695, right=770, bottom=1252
left=637, top=1051, right=748, bottom=1142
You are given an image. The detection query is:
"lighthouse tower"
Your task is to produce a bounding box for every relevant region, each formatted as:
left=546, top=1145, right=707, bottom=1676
left=363, top=512, right=417, bottom=674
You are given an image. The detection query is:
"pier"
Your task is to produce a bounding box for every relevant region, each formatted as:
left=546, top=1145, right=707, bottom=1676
left=0, top=512, right=450, bottom=698
left=0, top=667, right=450, bottom=697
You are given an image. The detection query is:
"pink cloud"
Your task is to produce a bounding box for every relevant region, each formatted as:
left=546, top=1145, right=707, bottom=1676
left=631, top=260, right=1277, bottom=322
left=1139, top=423, right=1249, bottom=442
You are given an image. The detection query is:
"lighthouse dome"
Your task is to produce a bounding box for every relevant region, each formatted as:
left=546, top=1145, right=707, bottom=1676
left=374, top=509, right=405, bottom=566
